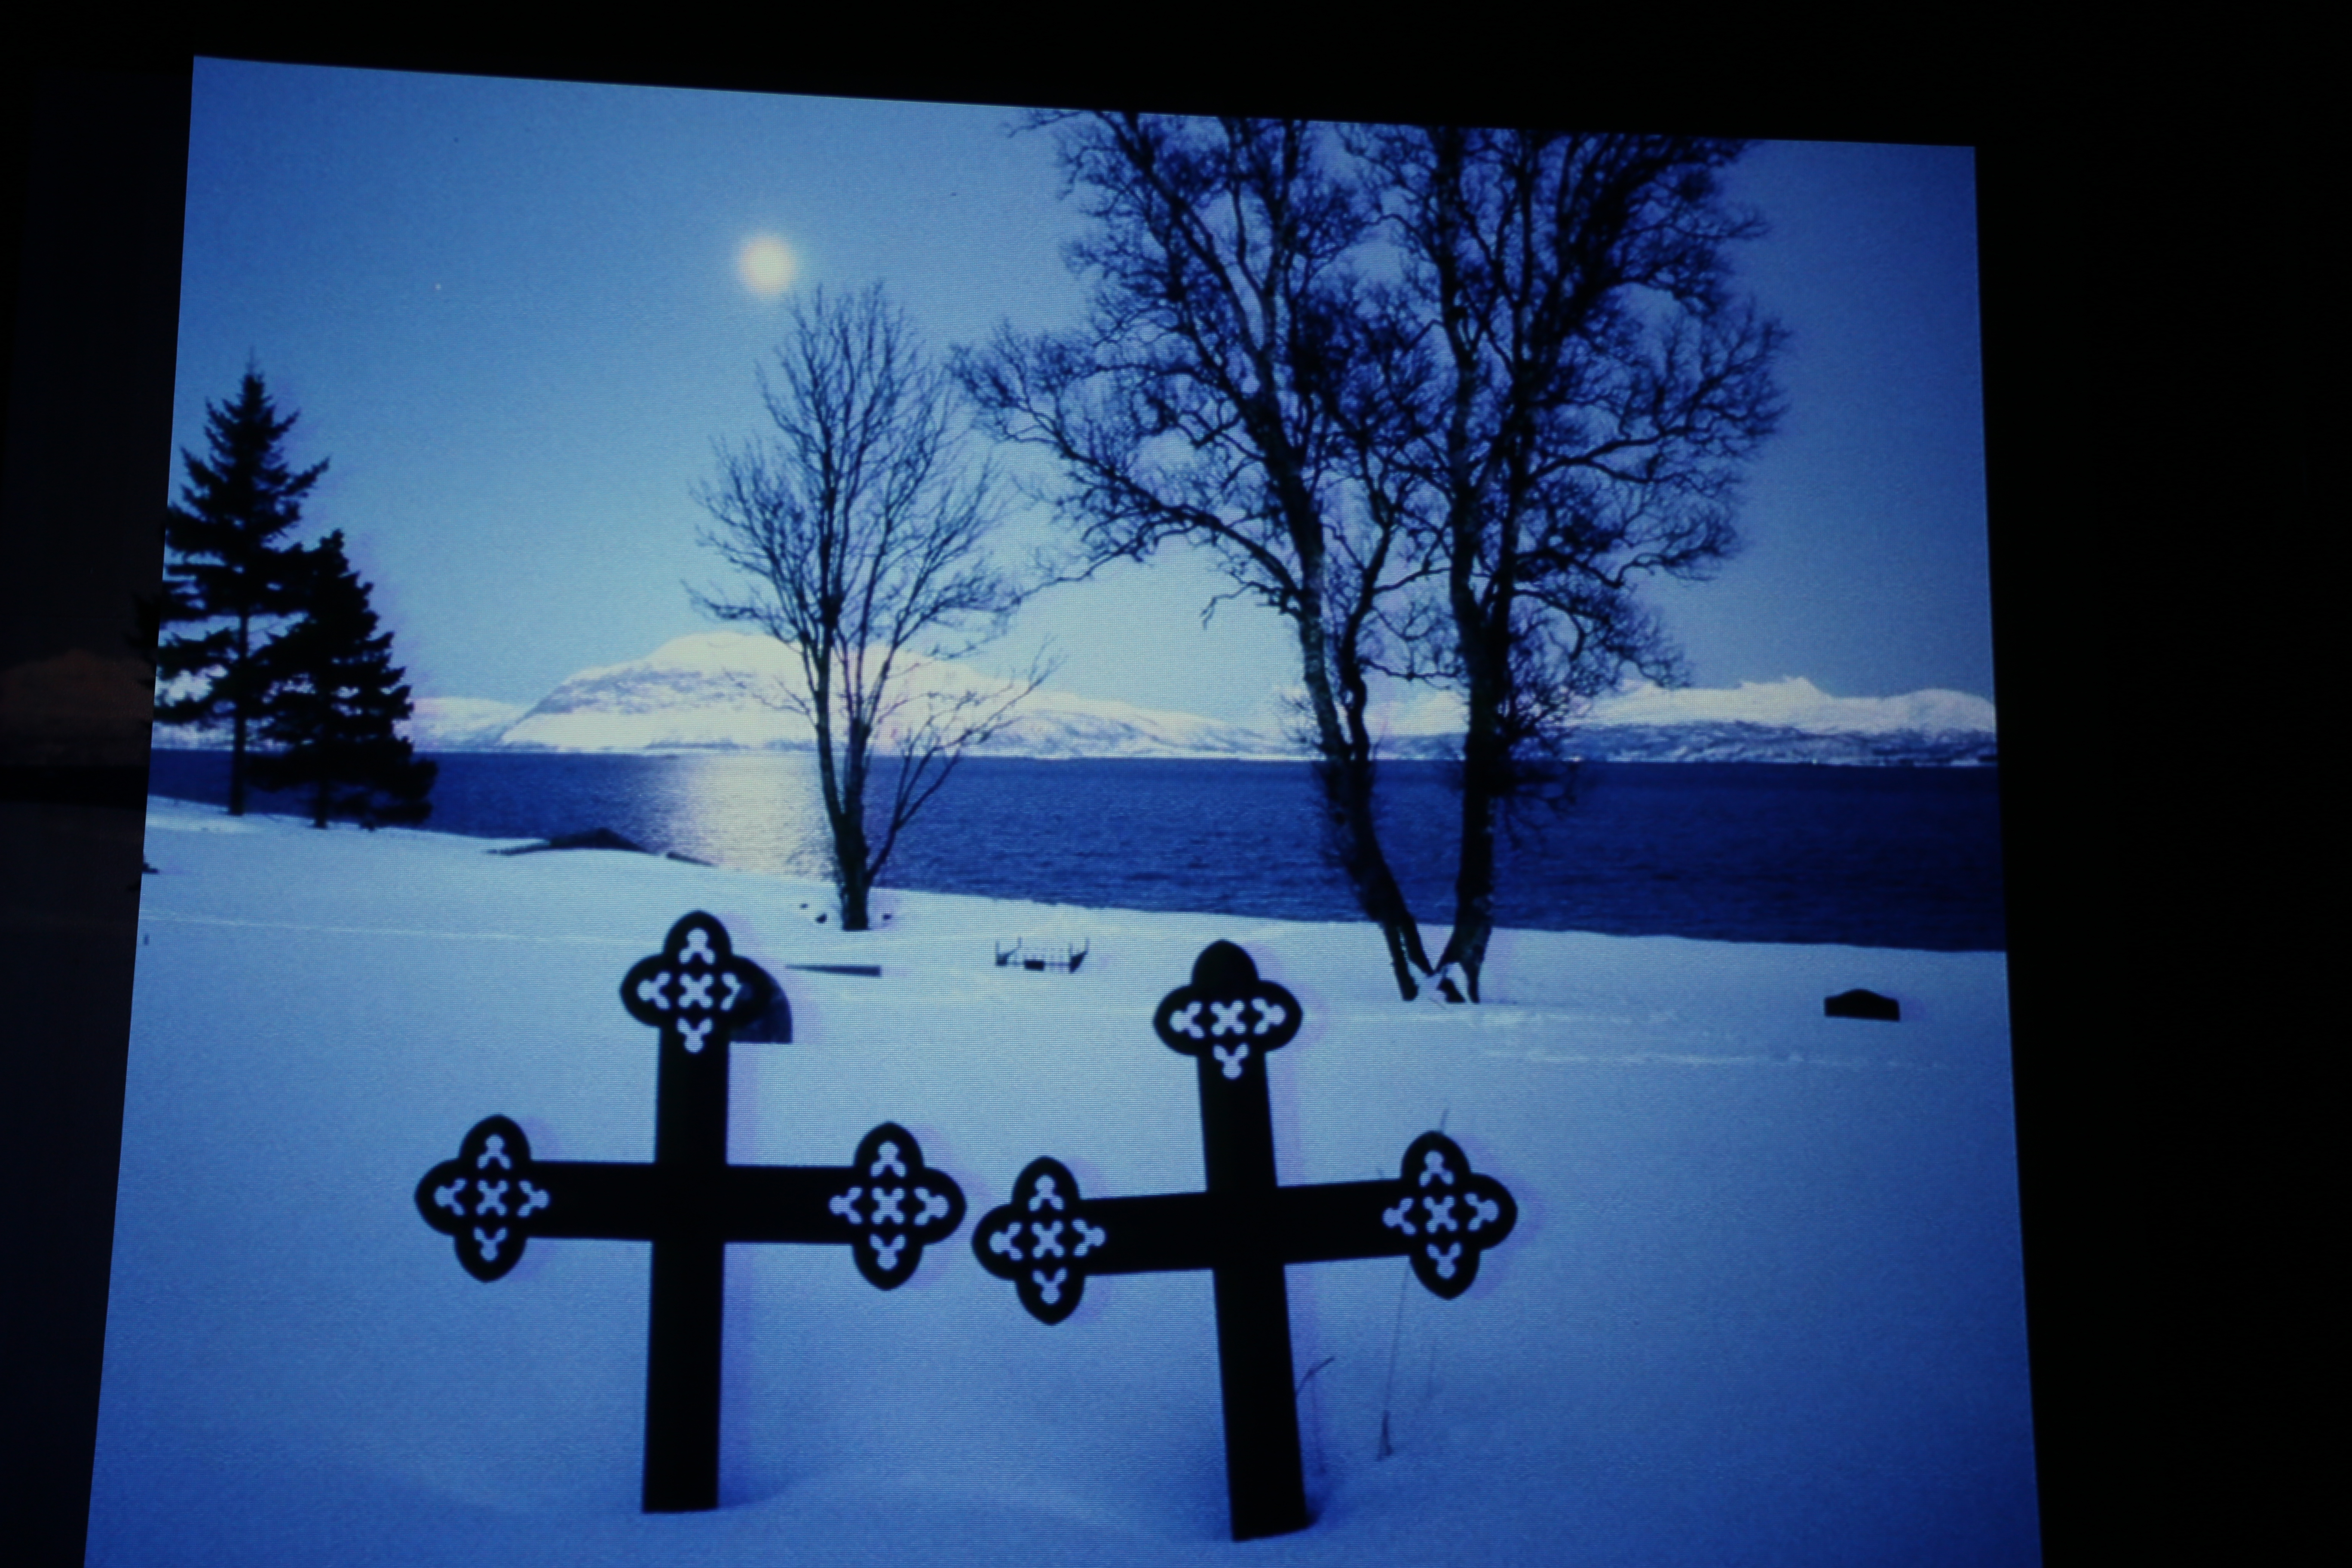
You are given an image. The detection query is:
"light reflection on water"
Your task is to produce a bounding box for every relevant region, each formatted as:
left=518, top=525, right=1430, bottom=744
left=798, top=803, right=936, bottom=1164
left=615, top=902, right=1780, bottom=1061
left=661, top=752, right=833, bottom=879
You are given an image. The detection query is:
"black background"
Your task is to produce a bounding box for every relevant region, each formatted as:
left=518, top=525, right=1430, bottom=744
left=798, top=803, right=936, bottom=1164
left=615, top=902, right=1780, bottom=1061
left=3, top=17, right=2310, bottom=1565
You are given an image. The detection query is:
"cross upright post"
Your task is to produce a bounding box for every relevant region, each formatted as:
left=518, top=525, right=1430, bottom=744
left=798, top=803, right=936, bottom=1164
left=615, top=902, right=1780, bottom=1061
left=417, top=911, right=966, bottom=1512
left=972, top=940, right=1519, bottom=1540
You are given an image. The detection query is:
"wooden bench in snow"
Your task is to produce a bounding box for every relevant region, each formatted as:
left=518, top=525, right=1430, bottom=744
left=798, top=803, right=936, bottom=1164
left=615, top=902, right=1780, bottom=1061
left=414, top=911, right=964, bottom=1512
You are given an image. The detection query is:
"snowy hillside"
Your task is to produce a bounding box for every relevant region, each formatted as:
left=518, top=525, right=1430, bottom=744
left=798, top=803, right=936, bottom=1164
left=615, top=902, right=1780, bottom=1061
left=1371, top=677, right=1998, bottom=765
left=1595, top=676, right=1995, bottom=733
left=90, top=799, right=2040, bottom=1566
left=149, top=689, right=530, bottom=753
left=495, top=632, right=1273, bottom=758
left=405, top=696, right=531, bottom=750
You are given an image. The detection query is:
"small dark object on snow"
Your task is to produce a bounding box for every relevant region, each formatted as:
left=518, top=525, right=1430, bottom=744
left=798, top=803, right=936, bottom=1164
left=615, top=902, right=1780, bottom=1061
left=494, top=826, right=646, bottom=856
left=1825, top=988, right=1900, bottom=1022
left=784, top=963, right=882, bottom=978
left=733, top=989, right=795, bottom=1043
left=995, top=938, right=1088, bottom=973
left=557, top=826, right=642, bottom=851
left=142, top=861, right=159, bottom=874
left=974, top=940, right=1518, bottom=1541
left=665, top=850, right=714, bottom=866
left=415, top=912, right=962, bottom=1513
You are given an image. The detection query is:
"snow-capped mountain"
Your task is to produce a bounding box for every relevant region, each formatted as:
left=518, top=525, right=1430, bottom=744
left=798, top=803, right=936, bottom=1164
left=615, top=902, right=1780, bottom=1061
left=1585, top=677, right=1996, bottom=763
left=1366, top=676, right=1998, bottom=765
left=404, top=697, right=530, bottom=750
left=1593, top=676, right=1996, bottom=735
left=147, top=686, right=528, bottom=753
left=153, top=632, right=2000, bottom=764
left=490, top=632, right=1274, bottom=758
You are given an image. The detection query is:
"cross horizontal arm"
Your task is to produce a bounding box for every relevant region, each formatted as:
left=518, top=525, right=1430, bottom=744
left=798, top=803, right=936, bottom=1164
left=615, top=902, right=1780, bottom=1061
left=973, top=1133, right=1516, bottom=1320
left=481, top=1161, right=877, bottom=1244
left=420, top=1116, right=965, bottom=1288
left=1265, top=1180, right=1430, bottom=1266
left=1021, top=1179, right=1503, bottom=1272
left=1044, top=1183, right=1405, bottom=1275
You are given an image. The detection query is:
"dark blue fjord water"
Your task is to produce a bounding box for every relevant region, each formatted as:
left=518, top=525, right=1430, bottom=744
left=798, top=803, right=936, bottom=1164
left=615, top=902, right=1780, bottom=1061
left=145, top=752, right=2006, bottom=951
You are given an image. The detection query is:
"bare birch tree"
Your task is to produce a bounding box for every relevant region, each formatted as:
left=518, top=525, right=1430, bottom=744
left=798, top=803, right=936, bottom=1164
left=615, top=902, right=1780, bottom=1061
left=695, top=284, right=1038, bottom=931
left=965, top=114, right=1783, bottom=1002
left=957, top=113, right=1441, bottom=999
left=1350, top=127, right=1786, bottom=998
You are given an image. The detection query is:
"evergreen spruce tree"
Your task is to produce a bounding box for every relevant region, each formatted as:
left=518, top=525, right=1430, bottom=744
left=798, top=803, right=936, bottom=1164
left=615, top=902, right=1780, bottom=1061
left=157, top=366, right=326, bottom=815
left=248, top=531, right=436, bottom=829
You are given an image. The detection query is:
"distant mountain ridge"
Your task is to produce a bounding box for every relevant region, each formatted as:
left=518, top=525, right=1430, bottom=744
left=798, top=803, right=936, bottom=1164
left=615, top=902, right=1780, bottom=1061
left=151, top=632, right=1998, bottom=764
left=1378, top=722, right=1997, bottom=767
left=481, top=633, right=1275, bottom=758
left=1369, top=676, right=1997, bottom=765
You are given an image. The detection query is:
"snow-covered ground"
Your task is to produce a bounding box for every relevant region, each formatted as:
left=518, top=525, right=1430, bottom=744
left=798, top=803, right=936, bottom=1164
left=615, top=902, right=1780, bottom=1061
left=87, top=799, right=2039, bottom=1566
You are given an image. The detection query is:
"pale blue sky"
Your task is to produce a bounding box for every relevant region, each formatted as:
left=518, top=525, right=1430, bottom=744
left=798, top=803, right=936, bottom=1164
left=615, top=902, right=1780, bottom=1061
left=169, top=60, right=1991, bottom=723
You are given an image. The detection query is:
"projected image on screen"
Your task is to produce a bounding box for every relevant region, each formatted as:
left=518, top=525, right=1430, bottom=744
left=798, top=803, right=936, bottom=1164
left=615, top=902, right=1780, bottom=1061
left=98, top=58, right=2033, bottom=1565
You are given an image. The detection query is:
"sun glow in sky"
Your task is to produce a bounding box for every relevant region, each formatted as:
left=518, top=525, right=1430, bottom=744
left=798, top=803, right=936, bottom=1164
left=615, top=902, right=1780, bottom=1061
left=735, top=233, right=798, bottom=299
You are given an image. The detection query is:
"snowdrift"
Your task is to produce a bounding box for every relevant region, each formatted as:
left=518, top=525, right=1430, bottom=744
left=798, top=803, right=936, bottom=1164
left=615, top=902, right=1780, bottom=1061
left=87, top=799, right=2039, bottom=1566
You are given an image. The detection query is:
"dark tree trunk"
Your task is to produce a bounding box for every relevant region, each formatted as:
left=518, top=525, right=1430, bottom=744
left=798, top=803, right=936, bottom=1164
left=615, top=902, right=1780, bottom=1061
left=1436, top=547, right=1513, bottom=1003
left=228, top=709, right=249, bottom=816
left=226, top=609, right=246, bottom=815
left=1288, top=545, right=1431, bottom=1001
left=808, top=667, right=872, bottom=933
left=1437, top=720, right=1504, bottom=1004
left=836, top=852, right=872, bottom=932
left=1315, top=754, right=1431, bottom=1000
left=827, top=786, right=874, bottom=933
left=226, top=612, right=254, bottom=816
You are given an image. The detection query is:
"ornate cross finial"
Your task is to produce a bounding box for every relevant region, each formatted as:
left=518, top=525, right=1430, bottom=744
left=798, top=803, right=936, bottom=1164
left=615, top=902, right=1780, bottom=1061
left=973, top=1156, right=1113, bottom=1324
left=1378, top=1131, right=1518, bottom=1299
left=1152, top=939, right=1301, bottom=1081
left=417, top=1115, right=555, bottom=1281
left=824, top=1123, right=968, bottom=1290
left=621, top=911, right=779, bottom=1054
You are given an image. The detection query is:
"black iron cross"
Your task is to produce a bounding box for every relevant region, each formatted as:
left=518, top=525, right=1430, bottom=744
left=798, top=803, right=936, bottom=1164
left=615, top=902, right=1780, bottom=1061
left=416, top=911, right=965, bottom=1512
left=971, top=940, right=1518, bottom=1540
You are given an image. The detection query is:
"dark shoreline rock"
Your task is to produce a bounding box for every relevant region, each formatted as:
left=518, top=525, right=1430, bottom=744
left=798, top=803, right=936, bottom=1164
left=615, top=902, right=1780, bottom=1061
left=494, top=826, right=648, bottom=856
